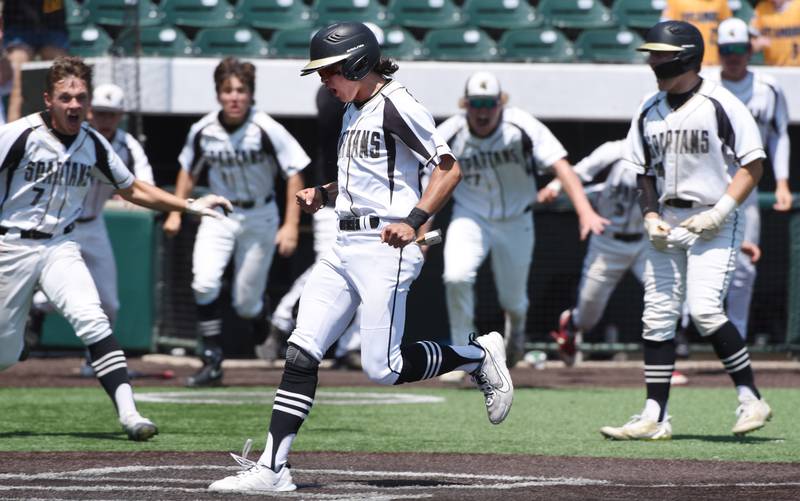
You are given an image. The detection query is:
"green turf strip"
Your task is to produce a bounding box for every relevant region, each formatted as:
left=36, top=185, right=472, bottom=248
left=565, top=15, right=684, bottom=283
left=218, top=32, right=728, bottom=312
left=0, top=386, right=797, bottom=462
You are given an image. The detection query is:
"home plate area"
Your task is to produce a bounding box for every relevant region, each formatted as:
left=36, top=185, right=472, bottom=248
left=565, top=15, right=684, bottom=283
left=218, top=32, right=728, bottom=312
left=3, top=451, right=799, bottom=501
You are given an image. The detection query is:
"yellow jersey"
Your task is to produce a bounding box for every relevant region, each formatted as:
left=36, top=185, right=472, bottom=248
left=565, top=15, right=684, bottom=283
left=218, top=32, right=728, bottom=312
left=752, top=0, right=800, bottom=65
left=662, top=0, right=733, bottom=65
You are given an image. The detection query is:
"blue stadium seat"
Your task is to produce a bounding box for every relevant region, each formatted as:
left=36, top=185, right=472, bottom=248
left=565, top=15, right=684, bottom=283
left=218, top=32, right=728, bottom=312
left=382, top=26, right=424, bottom=60
left=269, top=28, right=316, bottom=59
left=68, top=24, right=113, bottom=57
left=65, top=0, right=91, bottom=26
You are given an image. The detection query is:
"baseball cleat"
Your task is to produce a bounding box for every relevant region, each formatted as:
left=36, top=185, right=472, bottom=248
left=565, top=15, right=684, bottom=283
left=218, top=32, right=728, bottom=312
left=600, top=414, right=672, bottom=440
left=469, top=332, right=514, bottom=425
left=120, top=413, right=158, bottom=442
left=732, top=395, right=772, bottom=436
left=186, top=364, right=223, bottom=387
left=670, top=370, right=689, bottom=385
left=549, top=309, right=577, bottom=367
left=209, top=440, right=296, bottom=492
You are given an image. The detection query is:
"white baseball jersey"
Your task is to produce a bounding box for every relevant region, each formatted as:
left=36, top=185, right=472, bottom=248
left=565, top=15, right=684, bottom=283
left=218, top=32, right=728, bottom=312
left=623, top=78, right=766, bottom=204
left=437, top=107, right=567, bottom=220
left=711, top=70, right=790, bottom=181
left=0, top=112, right=134, bottom=234
left=573, top=139, right=642, bottom=236
left=335, top=79, right=452, bottom=220
left=80, top=129, right=154, bottom=220
left=179, top=108, right=310, bottom=203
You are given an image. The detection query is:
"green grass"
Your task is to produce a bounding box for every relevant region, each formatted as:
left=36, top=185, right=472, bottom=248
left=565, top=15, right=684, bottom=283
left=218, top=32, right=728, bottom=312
left=0, top=386, right=797, bottom=462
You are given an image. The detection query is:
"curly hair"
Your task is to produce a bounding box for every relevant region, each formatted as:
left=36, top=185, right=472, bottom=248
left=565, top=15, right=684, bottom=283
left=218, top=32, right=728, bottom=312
left=214, top=57, right=256, bottom=95
left=45, top=56, right=93, bottom=95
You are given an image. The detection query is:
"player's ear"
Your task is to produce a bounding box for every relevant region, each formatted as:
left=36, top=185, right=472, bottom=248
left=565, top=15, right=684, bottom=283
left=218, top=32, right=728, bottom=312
left=499, top=92, right=509, bottom=106
left=43, top=92, right=53, bottom=109
left=458, top=97, right=467, bottom=109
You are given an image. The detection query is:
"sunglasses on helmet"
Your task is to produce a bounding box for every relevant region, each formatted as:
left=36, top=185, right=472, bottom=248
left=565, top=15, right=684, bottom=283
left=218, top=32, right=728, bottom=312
left=719, top=43, right=750, bottom=55
left=467, top=97, right=499, bottom=109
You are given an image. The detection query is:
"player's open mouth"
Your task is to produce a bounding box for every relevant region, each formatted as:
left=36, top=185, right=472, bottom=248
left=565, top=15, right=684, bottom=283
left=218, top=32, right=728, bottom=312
left=66, top=114, right=80, bottom=125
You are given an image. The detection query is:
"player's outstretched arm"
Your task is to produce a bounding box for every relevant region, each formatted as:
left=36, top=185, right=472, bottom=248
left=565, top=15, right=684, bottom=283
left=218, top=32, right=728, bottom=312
left=163, top=168, right=195, bottom=236
left=276, top=172, right=304, bottom=257
left=116, top=179, right=232, bottom=218
left=381, top=155, right=462, bottom=248
left=552, top=158, right=609, bottom=240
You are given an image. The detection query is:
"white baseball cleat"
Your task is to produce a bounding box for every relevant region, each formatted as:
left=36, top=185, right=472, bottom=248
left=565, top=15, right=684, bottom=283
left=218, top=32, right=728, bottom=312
left=119, top=413, right=158, bottom=442
left=732, top=395, right=772, bottom=436
left=470, top=332, right=514, bottom=425
left=600, top=414, right=672, bottom=440
left=209, top=440, right=297, bottom=492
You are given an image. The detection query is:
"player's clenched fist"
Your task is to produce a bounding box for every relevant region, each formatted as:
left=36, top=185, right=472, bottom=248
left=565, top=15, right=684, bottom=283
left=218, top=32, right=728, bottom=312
left=643, top=214, right=671, bottom=250
left=186, top=194, right=234, bottom=219
left=381, top=222, right=416, bottom=248
left=296, top=187, right=323, bottom=214
left=679, top=194, right=736, bottom=240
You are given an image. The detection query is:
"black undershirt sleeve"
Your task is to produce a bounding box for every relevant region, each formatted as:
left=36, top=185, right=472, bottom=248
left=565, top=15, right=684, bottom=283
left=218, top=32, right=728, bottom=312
left=636, top=174, right=659, bottom=216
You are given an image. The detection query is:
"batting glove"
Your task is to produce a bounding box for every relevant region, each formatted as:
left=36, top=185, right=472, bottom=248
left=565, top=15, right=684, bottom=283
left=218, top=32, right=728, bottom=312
left=643, top=216, right=671, bottom=250
left=185, top=194, right=234, bottom=219
left=679, top=194, right=736, bottom=240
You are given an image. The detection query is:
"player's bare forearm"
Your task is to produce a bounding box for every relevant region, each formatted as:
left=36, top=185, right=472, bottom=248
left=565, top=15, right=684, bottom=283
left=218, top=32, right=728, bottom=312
left=283, top=172, right=304, bottom=227
left=552, top=159, right=593, bottom=216
left=727, top=159, right=763, bottom=204
left=169, top=168, right=194, bottom=215
left=416, top=155, right=462, bottom=216
left=118, top=179, right=192, bottom=212
left=774, top=179, right=793, bottom=211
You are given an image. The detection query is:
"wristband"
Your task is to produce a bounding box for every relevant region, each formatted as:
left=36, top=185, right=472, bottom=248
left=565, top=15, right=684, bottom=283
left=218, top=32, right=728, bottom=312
left=713, top=193, right=737, bottom=219
left=315, top=185, right=329, bottom=207
left=402, top=207, right=430, bottom=231
left=185, top=198, right=195, bottom=212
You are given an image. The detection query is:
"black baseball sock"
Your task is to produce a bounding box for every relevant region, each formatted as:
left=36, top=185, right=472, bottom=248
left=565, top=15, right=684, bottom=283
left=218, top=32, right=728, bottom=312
left=709, top=321, right=760, bottom=399
left=87, top=335, right=131, bottom=413
left=197, top=299, right=223, bottom=361
left=643, top=339, right=676, bottom=422
left=260, top=344, right=318, bottom=472
left=394, top=341, right=483, bottom=384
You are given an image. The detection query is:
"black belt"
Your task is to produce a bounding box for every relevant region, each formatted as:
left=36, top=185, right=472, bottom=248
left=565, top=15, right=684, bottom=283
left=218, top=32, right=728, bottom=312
left=76, top=216, right=97, bottom=223
left=339, top=215, right=380, bottom=231
left=613, top=232, right=644, bottom=242
left=231, top=194, right=274, bottom=209
left=664, top=198, right=696, bottom=208
left=0, top=222, right=75, bottom=239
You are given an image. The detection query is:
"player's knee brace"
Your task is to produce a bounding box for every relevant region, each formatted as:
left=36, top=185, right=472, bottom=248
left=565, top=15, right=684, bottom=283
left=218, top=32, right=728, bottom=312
left=284, top=344, right=320, bottom=380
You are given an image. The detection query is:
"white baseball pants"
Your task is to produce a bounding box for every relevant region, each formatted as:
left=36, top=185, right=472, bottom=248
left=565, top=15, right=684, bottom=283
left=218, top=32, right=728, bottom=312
left=192, top=202, right=279, bottom=319
left=726, top=193, right=760, bottom=337
left=572, top=232, right=647, bottom=332
left=288, top=232, right=424, bottom=385
left=0, top=234, right=112, bottom=370
left=641, top=205, right=742, bottom=341
left=443, top=205, right=534, bottom=346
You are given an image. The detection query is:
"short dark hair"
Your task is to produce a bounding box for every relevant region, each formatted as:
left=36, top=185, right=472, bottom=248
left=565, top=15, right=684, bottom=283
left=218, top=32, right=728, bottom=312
left=214, top=57, right=256, bottom=95
left=45, top=56, right=93, bottom=95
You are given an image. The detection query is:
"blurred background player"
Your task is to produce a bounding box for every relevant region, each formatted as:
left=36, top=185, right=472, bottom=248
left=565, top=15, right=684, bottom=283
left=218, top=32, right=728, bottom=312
left=713, top=17, right=793, bottom=339
left=750, top=0, right=800, bottom=65
left=601, top=21, right=771, bottom=441
left=163, top=57, right=309, bottom=387
left=2, top=0, right=69, bottom=122
left=660, top=0, right=732, bottom=66
left=28, top=83, right=155, bottom=375
left=437, top=71, right=609, bottom=372
left=258, top=85, right=361, bottom=370
left=539, top=139, right=646, bottom=366
left=0, top=56, right=231, bottom=441
left=0, top=17, right=14, bottom=124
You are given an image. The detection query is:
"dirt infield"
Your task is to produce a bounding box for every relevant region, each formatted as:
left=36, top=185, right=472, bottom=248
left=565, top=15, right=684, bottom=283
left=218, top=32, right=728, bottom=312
left=2, top=450, right=799, bottom=500
left=2, top=357, right=799, bottom=500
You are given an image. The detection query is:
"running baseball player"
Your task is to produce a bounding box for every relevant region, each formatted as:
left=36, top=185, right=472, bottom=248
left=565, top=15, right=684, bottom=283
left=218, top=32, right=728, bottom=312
left=540, top=139, right=646, bottom=366
left=437, top=72, right=609, bottom=370
left=712, top=17, right=793, bottom=338
left=209, top=22, right=513, bottom=493
left=162, top=57, right=310, bottom=388
left=600, top=21, right=772, bottom=441
left=0, top=56, right=232, bottom=440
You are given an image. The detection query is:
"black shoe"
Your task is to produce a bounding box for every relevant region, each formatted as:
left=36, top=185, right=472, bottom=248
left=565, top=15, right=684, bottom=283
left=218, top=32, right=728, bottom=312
left=332, top=350, right=362, bottom=371
left=186, top=347, right=223, bottom=387
left=675, top=329, right=690, bottom=360
left=255, top=325, right=290, bottom=362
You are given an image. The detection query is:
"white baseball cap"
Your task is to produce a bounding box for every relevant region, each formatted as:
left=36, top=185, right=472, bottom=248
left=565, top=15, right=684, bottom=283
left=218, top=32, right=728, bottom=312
left=717, top=17, right=750, bottom=45
left=92, top=83, right=125, bottom=112
left=464, top=71, right=501, bottom=98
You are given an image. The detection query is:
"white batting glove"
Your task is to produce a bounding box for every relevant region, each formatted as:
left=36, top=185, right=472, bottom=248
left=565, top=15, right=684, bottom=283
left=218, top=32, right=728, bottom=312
left=644, top=216, right=671, bottom=250
left=185, top=194, right=234, bottom=219
left=679, top=194, right=736, bottom=240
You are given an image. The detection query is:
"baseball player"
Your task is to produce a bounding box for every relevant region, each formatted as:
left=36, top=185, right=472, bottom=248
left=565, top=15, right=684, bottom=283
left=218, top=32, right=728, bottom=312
left=751, top=0, right=800, bottom=66
left=259, top=86, right=362, bottom=368
left=162, top=57, right=310, bottom=388
left=209, top=22, right=513, bottom=493
left=437, top=72, right=609, bottom=370
left=0, top=56, right=232, bottom=440
left=712, top=17, right=793, bottom=338
left=600, top=21, right=772, bottom=441
left=540, top=140, right=646, bottom=366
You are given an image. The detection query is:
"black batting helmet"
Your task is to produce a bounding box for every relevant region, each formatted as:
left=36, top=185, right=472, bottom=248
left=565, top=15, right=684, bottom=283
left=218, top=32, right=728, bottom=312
left=300, top=22, right=380, bottom=81
left=637, top=21, right=704, bottom=79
